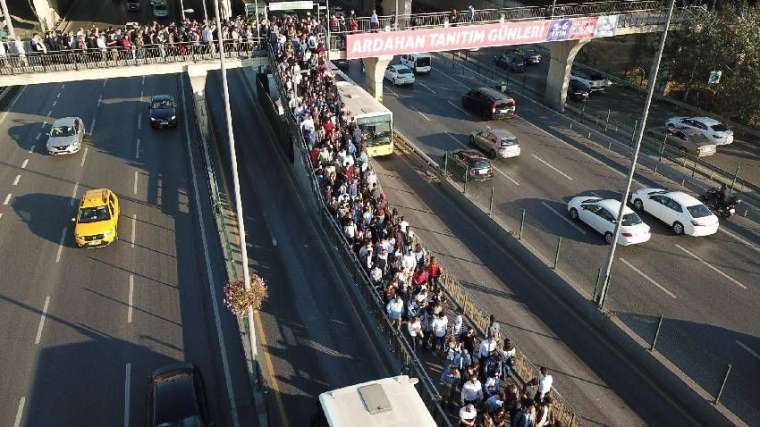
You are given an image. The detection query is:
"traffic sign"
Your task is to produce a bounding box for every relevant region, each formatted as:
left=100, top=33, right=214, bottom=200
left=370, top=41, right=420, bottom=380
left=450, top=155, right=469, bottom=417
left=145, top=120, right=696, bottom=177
left=708, top=70, right=722, bottom=84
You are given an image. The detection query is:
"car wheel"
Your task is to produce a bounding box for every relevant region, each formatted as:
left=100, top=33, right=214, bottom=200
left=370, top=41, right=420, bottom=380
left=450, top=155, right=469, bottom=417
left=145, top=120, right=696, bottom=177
left=489, top=149, right=497, bottom=159
left=633, top=199, right=643, bottom=211
left=604, top=232, right=613, bottom=245
left=672, top=221, right=684, bottom=235
left=469, top=135, right=475, bottom=146
left=569, top=208, right=579, bottom=220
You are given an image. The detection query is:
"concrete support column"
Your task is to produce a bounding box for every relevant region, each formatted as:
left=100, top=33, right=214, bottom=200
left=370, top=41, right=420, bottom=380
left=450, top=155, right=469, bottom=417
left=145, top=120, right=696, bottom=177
left=544, top=39, right=590, bottom=112
left=186, top=65, right=211, bottom=132
left=365, top=55, right=393, bottom=102
left=30, top=0, right=59, bottom=31
left=381, top=0, right=412, bottom=26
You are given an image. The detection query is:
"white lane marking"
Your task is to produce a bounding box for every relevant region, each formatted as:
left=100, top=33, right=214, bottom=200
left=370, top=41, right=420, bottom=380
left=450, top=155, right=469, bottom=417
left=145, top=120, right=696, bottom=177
left=28, top=145, right=36, bottom=154
left=13, top=396, right=25, bottom=427
left=97, top=95, right=102, bottom=106
left=135, top=137, right=141, bottom=159
left=34, top=296, right=51, bottom=344
left=12, top=175, right=21, bottom=186
left=80, top=147, right=88, bottom=167
left=444, top=132, right=519, bottom=185
left=137, top=115, right=142, bottom=130
left=56, top=92, right=61, bottom=99
left=128, top=274, right=134, bottom=323
left=123, top=363, right=131, bottom=427
left=0, top=213, right=3, bottom=220
left=384, top=84, right=399, bottom=97
left=541, top=201, right=587, bottom=235
left=532, top=153, right=574, bottom=181
left=46, top=110, right=52, bottom=117
left=3, top=193, right=12, bottom=205
left=35, top=132, right=41, bottom=141
left=39, top=122, right=46, bottom=130
left=719, top=228, right=760, bottom=255
left=0, top=86, right=26, bottom=125
left=179, top=76, right=239, bottom=426
left=141, top=76, right=145, bottom=86
left=736, top=340, right=760, bottom=361
left=55, top=227, right=67, bottom=263
left=61, top=83, right=66, bottom=89
left=675, top=244, right=747, bottom=290
left=272, top=237, right=278, bottom=247
left=133, top=171, right=139, bottom=195
left=21, top=159, right=29, bottom=169
left=89, top=118, right=97, bottom=134
left=417, top=80, right=437, bottom=95
left=620, top=258, right=677, bottom=299
left=446, top=99, right=470, bottom=116
left=70, top=182, right=79, bottom=206
left=131, top=214, right=136, bottom=248
left=51, top=100, right=57, bottom=107
left=412, top=106, right=431, bottom=121
left=103, top=79, right=107, bottom=88
left=139, top=89, right=144, bottom=100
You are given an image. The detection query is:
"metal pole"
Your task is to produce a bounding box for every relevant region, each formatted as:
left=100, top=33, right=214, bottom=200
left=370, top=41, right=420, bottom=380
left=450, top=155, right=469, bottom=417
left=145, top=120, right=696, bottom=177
left=650, top=314, right=664, bottom=351
left=395, top=0, right=399, bottom=30
left=326, top=0, right=331, bottom=52
left=0, top=0, right=16, bottom=39
left=714, top=364, right=732, bottom=404
left=489, top=184, right=495, bottom=217
left=550, top=0, right=557, bottom=18
left=553, top=236, right=562, bottom=269
left=254, top=0, right=259, bottom=40
left=729, top=164, right=741, bottom=191
left=213, top=0, right=258, bottom=385
left=598, top=0, right=676, bottom=310
left=180, top=0, right=186, bottom=20
left=201, top=0, right=208, bottom=21
left=519, top=209, right=526, bottom=240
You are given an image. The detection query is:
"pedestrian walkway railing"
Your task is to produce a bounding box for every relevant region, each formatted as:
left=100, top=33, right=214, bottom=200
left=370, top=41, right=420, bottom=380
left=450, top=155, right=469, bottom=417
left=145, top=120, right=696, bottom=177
left=0, top=39, right=263, bottom=76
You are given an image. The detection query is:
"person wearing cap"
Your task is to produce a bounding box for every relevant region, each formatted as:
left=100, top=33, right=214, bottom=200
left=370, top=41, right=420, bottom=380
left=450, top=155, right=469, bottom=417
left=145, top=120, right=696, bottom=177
left=459, top=402, right=477, bottom=427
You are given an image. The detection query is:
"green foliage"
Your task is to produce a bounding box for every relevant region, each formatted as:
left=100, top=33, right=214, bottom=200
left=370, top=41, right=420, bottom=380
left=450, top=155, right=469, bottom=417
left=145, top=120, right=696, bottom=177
left=664, top=3, right=760, bottom=125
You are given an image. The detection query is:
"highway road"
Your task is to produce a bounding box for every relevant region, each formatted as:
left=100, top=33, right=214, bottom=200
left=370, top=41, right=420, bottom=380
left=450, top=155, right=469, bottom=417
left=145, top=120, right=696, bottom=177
left=0, top=75, right=254, bottom=426
left=205, top=68, right=394, bottom=427
left=343, top=55, right=760, bottom=424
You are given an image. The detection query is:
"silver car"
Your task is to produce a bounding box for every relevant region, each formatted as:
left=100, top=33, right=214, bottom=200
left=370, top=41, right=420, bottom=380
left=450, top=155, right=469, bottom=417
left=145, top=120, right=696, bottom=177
left=469, top=127, right=521, bottom=159
left=47, top=116, right=85, bottom=155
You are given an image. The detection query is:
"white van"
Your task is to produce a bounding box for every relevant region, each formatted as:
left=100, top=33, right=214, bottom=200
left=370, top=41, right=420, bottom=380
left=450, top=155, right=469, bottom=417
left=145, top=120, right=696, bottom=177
left=399, top=53, right=432, bottom=74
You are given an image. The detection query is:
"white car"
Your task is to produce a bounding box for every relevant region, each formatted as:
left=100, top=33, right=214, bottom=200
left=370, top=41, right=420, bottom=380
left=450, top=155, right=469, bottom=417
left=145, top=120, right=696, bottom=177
left=570, top=69, right=611, bottom=93
left=384, top=64, right=415, bottom=86
left=630, top=188, right=719, bottom=236
left=47, top=116, right=85, bottom=155
left=568, top=197, right=651, bottom=245
left=469, top=127, right=520, bottom=159
left=665, top=116, right=734, bottom=145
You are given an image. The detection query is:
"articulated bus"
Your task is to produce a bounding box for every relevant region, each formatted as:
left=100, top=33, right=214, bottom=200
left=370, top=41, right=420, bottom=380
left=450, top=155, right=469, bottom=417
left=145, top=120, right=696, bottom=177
left=331, top=64, right=394, bottom=157
left=312, top=376, right=437, bottom=427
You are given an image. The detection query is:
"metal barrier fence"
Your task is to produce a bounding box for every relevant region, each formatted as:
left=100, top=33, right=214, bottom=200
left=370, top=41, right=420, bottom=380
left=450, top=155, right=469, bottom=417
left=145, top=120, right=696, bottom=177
left=0, top=39, right=262, bottom=76
left=264, top=44, right=452, bottom=426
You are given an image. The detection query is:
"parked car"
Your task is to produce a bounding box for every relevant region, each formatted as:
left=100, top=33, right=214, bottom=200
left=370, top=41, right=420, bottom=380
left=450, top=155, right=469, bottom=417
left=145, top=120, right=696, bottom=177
left=521, top=48, right=542, bottom=64
left=494, top=52, right=526, bottom=73
left=333, top=59, right=349, bottom=70
left=665, top=116, right=734, bottom=145
left=469, top=127, right=521, bottom=159
left=649, top=127, right=717, bottom=157
left=630, top=188, right=719, bottom=236
left=47, top=116, right=85, bottom=155
left=148, top=94, right=178, bottom=129
left=127, top=0, right=140, bottom=11
left=147, top=363, right=211, bottom=427
left=570, top=69, right=611, bottom=93
left=461, top=87, right=516, bottom=120
left=568, top=196, right=651, bottom=245
left=567, top=79, right=590, bottom=102
left=384, top=64, right=415, bottom=86
left=399, top=53, right=432, bottom=74
left=72, top=188, right=120, bottom=248
left=447, top=149, right=494, bottom=182
left=152, top=0, right=169, bottom=18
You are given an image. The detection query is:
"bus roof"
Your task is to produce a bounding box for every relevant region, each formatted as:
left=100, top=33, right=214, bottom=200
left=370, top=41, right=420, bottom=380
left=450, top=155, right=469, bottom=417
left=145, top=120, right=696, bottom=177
left=318, top=376, right=437, bottom=427
left=335, top=80, right=391, bottom=120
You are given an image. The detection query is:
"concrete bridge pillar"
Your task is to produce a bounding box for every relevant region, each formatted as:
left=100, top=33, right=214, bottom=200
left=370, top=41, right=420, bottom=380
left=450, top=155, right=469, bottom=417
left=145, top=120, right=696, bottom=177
left=365, top=55, right=393, bottom=102
left=544, top=39, right=590, bottom=112
left=185, top=65, right=211, bottom=133
left=380, top=0, right=412, bottom=20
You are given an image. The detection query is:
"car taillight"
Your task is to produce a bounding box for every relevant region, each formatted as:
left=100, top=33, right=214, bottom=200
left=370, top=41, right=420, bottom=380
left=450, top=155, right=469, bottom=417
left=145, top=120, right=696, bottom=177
left=622, top=232, right=633, bottom=237
left=491, top=102, right=496, bottom=114
left=469, top=169, right=478, bottom=176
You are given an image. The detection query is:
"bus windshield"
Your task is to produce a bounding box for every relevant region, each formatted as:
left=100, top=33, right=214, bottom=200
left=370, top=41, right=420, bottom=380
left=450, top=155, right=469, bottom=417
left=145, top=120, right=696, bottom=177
left=361, top=121, right=392, bottom=147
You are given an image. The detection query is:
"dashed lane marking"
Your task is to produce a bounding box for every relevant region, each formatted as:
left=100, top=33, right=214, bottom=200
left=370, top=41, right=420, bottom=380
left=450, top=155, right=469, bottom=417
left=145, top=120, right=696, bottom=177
left=736, top=340, right=760, bottom=361
left=417, top=80, right=437, bottom=95
left=28, top=145, right=35, bottom=154
left=21, top=159, right=29, bottom=169
left=128, top=274, right=134, bottom=323
left=675, top=244, right=747, bottom=290
left=89, top=118, right=96, bottom=134
left=3, top=193, right=12, bottom=205
left=13, top=396, right=25, bottom=427
left=131, top=214, right=136, bottom=248
left=12, top=175, right=20, bottom=186
left=70, top=182, right=79, bottom=206
left=133, top=171, right=138, bottom=195
left=55, top=227, right=66, bottom=263
left=532, top=153, right=574, bottom=181
left=620, top=258, right=677, bottom=299
left=34, top=296, right=50, bottom=344
left=123, top=363, right=131, bottom=427
left=135, top=138, right=141, bottom=159
left=446, top=99, right=470, bottom=116
left=80, top=148, right=88, bottom=167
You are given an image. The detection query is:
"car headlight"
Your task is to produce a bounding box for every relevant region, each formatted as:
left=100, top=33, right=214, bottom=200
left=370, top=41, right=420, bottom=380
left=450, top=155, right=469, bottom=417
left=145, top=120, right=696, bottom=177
left=103, top=229, right=114, bottom=237
left=170, top=115, right=176, bottom=120
left=150, top=116, right=158, bottom=121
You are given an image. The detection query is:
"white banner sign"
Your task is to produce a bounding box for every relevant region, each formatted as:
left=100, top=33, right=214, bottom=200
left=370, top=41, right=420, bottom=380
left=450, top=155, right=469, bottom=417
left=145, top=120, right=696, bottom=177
left=269, top=1, right=314, bottom=11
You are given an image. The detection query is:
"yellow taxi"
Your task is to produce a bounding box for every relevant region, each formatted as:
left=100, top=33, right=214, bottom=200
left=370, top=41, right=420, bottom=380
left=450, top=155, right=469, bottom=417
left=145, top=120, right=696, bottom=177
left=72, top=188, right=120, bottom=248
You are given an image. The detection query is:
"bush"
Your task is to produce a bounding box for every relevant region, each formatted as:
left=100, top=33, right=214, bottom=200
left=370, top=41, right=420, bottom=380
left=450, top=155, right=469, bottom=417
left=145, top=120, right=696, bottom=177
left=223, top=274, right=269, bottom=317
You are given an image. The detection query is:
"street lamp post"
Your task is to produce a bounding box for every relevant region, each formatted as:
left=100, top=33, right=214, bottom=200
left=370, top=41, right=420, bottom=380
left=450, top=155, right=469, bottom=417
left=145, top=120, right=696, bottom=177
left=597, top=0, right=677, bottom=309
left=212, top=0, right=259, bottom=384
left=0, top=0, right=16, bottom=39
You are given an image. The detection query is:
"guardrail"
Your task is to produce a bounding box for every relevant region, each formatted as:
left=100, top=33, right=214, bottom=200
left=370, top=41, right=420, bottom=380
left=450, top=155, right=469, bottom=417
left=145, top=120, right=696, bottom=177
left=0, top=39, right=262, bottom=76
left=394, top=134, right=583, bottom=427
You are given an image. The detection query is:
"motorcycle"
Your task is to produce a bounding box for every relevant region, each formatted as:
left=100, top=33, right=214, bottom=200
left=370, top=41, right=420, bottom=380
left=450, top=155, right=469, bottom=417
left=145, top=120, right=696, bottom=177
left=699, top=187, right=741, bottom=218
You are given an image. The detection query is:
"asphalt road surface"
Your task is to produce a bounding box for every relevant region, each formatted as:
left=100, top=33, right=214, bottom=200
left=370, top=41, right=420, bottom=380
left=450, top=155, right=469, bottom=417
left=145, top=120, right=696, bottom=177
left=0, top=74, right=254, bottom=426
left=343, top=55, right=760, bottom=425
left=205, top=68, right=394, bottom=427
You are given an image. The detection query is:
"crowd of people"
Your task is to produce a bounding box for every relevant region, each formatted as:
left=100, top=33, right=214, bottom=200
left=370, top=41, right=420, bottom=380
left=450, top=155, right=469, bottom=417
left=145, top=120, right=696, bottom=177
left=266, top=12, right=563, bottom=427
left=0, top=16, right=260, bottom=66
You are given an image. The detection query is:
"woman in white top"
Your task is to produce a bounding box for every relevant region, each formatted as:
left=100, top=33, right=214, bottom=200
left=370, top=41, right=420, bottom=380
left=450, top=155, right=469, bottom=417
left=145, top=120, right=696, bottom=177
left=406, top=315, right=423, bottom=352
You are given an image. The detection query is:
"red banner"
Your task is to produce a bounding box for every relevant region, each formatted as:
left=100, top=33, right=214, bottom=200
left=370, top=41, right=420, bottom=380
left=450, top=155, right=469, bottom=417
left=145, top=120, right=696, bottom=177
left=346, top=16, right=601, bottom=59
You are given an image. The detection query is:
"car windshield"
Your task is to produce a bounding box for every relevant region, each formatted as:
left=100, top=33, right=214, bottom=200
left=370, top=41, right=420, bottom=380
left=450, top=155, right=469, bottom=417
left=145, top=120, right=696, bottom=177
left=471, top=159, right=490, bottom=169
left=500, top=137, right=517, bottom=146
left=51, top=126, right=75, bottom=137
left=687, top=204, right=712, bottom=218
left=711, top=123, right=729, bottom=132
left=79, top=206, right=111, bottom=223
left=621, top=212, right=643, bottom=226
left=397, top=67, right=412, bottom=75
left=152, top=99, right=173, bottom=109
left=416, top=57, right=430, bottom=67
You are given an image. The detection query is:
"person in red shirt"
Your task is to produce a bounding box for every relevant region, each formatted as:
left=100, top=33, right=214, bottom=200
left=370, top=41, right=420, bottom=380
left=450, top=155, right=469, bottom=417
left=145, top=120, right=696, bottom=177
left=412, top=266, right=429, bottom=288
left=427, top=256, right=441, bottom=289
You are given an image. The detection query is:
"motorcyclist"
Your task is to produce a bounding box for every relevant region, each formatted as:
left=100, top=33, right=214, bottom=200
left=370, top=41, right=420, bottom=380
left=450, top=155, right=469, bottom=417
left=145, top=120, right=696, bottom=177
left=717, top=183, right=728, bottom=205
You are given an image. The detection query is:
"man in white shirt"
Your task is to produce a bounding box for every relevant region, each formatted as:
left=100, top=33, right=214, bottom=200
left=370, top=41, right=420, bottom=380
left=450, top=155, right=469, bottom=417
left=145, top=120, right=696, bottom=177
left=460, top=375, right=483, bottom=405
left=386, top=295, right=404, bottom=329
left=458, top=403, right=477, bottom=427
left=538, top=366, right=553, bottom=402
left=431, top=312, right=448, bottom=352
left=478, top=335, right=497, bottom=364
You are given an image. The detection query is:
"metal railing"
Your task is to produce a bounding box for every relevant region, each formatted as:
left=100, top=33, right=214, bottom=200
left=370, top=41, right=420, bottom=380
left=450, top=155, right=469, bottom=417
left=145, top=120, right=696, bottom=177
left=0, top=39, right=262, bottom=76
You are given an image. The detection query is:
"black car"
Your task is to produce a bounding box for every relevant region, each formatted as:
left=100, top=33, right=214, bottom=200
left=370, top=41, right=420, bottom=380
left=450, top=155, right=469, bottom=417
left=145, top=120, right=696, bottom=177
left=333, top=59, right=350, bottom=70
left=148, top=94, right=178, bottom=129
left=461, top=87, right=516, bottom=120
left=147, top=363, right=211, bottom=427
left=567, top=79, right=590, bottom=102
left=127, top=0, right=140, bottom=11
left=494, top=52, right=526, bottom=73
left=447, top=149, right=494, bottom=182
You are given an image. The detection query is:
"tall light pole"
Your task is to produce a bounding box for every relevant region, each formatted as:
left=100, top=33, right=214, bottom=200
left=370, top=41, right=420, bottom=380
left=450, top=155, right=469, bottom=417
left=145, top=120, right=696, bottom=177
left=213, top=0, right=259, bottom=381
left=597, top=0, right=676, bottom=309
left=1, top=0, right=16, bottom=39
left=201, top=0, right=208, bottom=22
